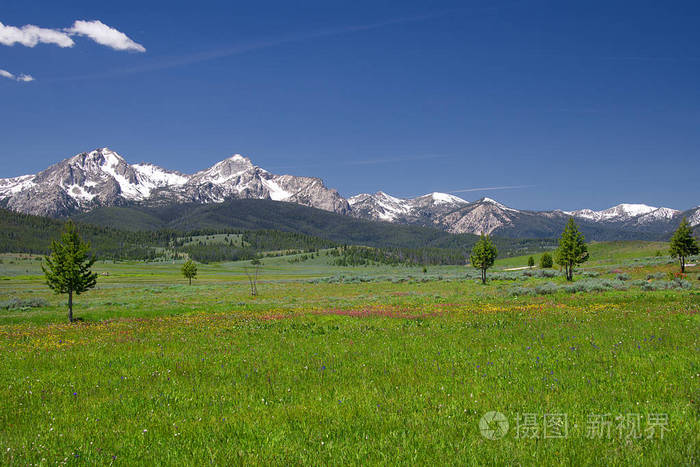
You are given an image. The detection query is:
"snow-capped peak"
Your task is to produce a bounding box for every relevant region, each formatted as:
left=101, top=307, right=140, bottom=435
left=569, top=203, right=678, bottom=222
left=477, top=197, right=518, bottom=212
left=605, top=203, right=657, bottom=217
left=375, top=191, right=406, bottom=204
left=427, top=192, right=468, bottom=205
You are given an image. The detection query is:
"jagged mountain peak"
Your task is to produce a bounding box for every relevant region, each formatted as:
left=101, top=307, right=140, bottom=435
left=0, top=148, right=350, bottom=217
left=375, top=191, right=405, bottom=202
left=193, top=154, right=255, bottom=181
left=474, top=197, right=518, bottom=212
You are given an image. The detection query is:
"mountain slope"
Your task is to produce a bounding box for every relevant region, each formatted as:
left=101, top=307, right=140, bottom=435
left=72, top=200, right=557, bottom=254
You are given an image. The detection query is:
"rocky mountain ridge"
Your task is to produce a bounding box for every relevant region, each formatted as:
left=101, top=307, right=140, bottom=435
left=1, top=147, right=697, bottom=239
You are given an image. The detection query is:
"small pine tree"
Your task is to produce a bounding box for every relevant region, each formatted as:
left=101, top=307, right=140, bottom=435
left=245, top=256, right=263, bottom=296
left=555, top=218, right=589, bottom=281
left=527, top=256, right=535, bottom=268
left=42, top=221, right=97, bottom=322
left=182, top=260, right=197, bottom=285
left=470, top=234, right=498, bottom=284
left=539, top=252, right=553, bottom=268
left=669, top=217, right=699, bottom=273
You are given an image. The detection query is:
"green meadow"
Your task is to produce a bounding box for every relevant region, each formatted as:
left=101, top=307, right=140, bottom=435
left=0, top=243, right=698, bottom=465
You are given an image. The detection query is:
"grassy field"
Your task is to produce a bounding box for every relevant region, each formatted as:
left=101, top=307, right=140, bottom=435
left=0, top=243, right=698, bottom=465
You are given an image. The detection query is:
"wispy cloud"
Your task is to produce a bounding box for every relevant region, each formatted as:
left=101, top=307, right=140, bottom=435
left=60, top=10, right=452, bottom=80
left=265, top=153, right=449, bottom=171
left=348, top=153, right=448, bottom=166
left=65, top=20, right=145, bottom=52
left=449, top=184, right=535, bottom=193
left=0, top=20, right=144, bottom=51
left=0, top=68, right=34, bottom=82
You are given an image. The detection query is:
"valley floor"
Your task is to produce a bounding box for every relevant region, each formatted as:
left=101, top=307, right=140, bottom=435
left=0, top=246, right=698, bottom=465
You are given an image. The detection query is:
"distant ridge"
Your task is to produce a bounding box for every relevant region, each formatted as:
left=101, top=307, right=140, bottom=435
left=1, top=147, right=697, bottom=239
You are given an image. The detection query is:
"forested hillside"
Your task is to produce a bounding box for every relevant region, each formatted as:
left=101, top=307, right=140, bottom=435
left=1, top=206, right=557, bottom=264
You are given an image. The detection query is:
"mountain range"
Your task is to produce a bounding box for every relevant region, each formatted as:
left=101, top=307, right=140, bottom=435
left=1, top=147, right=697, bottom=240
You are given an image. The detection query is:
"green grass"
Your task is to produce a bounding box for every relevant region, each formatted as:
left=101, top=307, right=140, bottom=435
left=494, top=240, right=670, bottom=269
left=0, top=243, right=698, bottom=465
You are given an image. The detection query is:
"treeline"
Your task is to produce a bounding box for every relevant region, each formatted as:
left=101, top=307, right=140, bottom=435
left=176, top=230, right=338, bottom=263
left=178, top=244, right=257, bottom=263
left=0, top=209, right=340, bottom=263
left=328, top=245, right=470, bottom=266
left=242, top=230, right=336, bottom=252
left=0, top=208, right=176, bottom=260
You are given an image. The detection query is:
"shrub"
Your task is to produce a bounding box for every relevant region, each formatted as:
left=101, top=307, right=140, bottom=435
left=491, top=272, right=519, bottom=281
left=583, top=280, right=608, bottom=292
left=641, top=280, right=692, bottom=291
left=616, top=273, right=630, bottom=281
left=509, top=286, right=534, bottom=296
left=563, top=282, right=587, bottom=293
left=539, top=253, right=553, bottom=268
left=610, top=280, right=629, bottom=290
left=534, top=282, right=558, bottom=295
left=0, top=297, right=48, bottom=310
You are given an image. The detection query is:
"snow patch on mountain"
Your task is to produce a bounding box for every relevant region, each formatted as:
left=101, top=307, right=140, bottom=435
left=260, top=178, right=292, bottom=201
left=687, top=207, right=700, bottom=227
left=65, top=184, right=96, bottom=202
left=132, top=163, right=188, bottom=194
left=0, top=174, right=35, bottom=197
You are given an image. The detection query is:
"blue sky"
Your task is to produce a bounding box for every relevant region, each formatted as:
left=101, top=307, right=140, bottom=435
left=1, top=0, right=698, bottom=211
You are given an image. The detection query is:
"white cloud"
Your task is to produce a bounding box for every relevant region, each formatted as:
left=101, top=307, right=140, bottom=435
left=0, top=20, right=145, bottom=52
left=66, top=20, right=145, bottom=52
left=0, top=68, right=35, bottom=82
left=0, top=21, right=74, bottom=48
